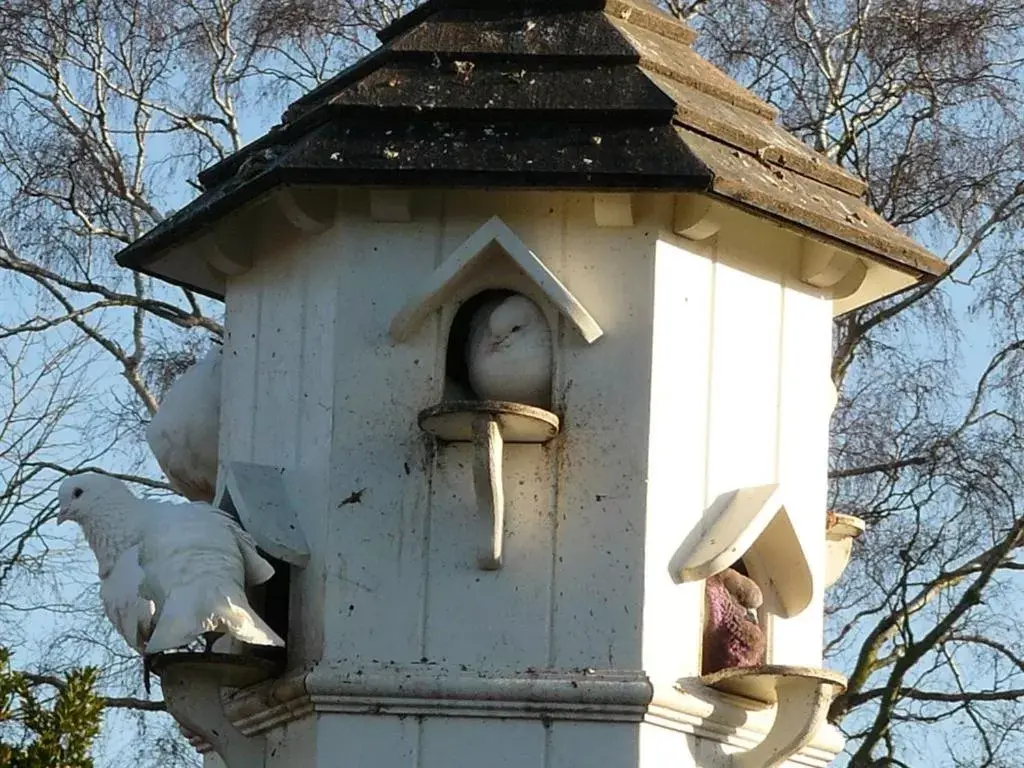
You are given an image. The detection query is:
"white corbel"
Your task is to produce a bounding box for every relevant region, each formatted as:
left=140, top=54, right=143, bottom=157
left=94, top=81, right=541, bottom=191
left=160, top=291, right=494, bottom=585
left=800, top=240, right=867, bottom=299
left=594, top=193, right=634, bottom=227
left=199, top=228, right=252, bottom=277
left=370, top=190, right=412, bottom=222
left=673, top=193, right=722, bottom=240
left=274, top=186, right=337, bottom=234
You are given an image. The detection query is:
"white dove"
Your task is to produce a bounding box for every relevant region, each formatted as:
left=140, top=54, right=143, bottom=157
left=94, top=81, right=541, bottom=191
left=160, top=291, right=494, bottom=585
left=146, top=344, right=222, bottom=502
left=57, top=474, right=156, bottom=668
left=465, top=294, right=552, bottom=407
left=138, top=492, right=284, bottom=655
left=57, top=472, right=283, bottom=657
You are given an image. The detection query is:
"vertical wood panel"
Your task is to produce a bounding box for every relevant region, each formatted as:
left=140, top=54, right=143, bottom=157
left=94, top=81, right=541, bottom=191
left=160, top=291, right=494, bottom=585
left=288, top=226, right=343, bottom=664
left=703, top=255, right=783, bottom=501
left=548, top=722, right=640, bottom=767
left=421, top=719, right=545, bottom=768
left=251, top=238, right=304, bottom=468
left=296, top=232, right=340, bottom=471
left=771, top=281, right=832, bottom=666
left=316, top=715, right=419, bottom=766
left=640, top=723, right=703, bottom=767
left=425, top=441, right=555, bottom=665
left=322, top=197, right=442, bottom=664
left=265, top=715, right=318, bottom=767
left=550, top=194, right=656, bottom=670
left=643, top=233, right=714, bottom=681
left=221, top=272, right=261, bottom=465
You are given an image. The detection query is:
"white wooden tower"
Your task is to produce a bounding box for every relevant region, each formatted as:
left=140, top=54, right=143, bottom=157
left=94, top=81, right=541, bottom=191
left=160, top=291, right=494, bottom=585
left=116, top=1, right=946, bottom=767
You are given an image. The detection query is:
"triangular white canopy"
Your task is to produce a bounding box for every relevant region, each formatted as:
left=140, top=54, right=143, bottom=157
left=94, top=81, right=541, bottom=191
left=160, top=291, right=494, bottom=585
left=668, top=484, right=813, bottom=619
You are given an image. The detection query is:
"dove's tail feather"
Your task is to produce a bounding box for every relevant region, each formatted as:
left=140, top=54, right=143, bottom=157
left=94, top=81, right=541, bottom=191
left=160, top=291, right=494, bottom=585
left=144, top=584, right=284, bottom=655
left=218, top=589, right=285, bottom=647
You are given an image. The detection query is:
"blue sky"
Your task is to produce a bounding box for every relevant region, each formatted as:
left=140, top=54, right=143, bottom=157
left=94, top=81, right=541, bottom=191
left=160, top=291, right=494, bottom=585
left=1, top=6, right=1016, bottom=765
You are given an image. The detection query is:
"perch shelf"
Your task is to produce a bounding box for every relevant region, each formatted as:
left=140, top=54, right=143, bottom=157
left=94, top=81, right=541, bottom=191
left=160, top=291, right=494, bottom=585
left=151, top=652, right=284, bottom=768
left=700, top=665, right=846, bottom=768
left=419, top=401, right=560, bottom=570
left=825, top=513, right=866, bottom=587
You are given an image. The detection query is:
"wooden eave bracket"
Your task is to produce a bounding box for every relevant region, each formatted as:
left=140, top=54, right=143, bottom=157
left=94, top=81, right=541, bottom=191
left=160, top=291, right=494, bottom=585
left=668, top=484, right=814, bottom=619
left=199, top=222, right=252, bottom=277
left=800, top=239, right=867, bottom=299
left=198, top=186, right=336, bottom=279
left=370, top=190, right=412, bottom=222
left=215, top=462, right=311, bottom=568
left=673, top=193, right=722, bottom=241
left=274, top=186, right=337, bottom=234
left=389, top=215, right=603, bottom=345
left=594, top=193, right=634, bottom=228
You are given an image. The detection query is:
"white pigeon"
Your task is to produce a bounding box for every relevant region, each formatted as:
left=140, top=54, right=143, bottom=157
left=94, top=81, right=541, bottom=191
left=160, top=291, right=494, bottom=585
left=146, top=344, right=222, bottom=503
left=138, top=493, right=283, bottom=655
left=465, top=294, right=552, bottom=407
left=57, top=474, right=156, bottom=655
left=57, top=472, right=283, bottom=657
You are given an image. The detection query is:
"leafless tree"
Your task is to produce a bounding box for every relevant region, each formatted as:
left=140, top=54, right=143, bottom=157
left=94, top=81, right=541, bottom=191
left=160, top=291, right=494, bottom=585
left=5, top=0, right=1021, bottom=764
left=0, top=0, right=414, bottom=764
left=670, top=0, right=1024, bottom=765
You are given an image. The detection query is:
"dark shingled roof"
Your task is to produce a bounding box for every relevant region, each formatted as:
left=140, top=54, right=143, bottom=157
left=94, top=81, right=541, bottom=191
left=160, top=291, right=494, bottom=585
left=115, top=0, right=946, bottom=281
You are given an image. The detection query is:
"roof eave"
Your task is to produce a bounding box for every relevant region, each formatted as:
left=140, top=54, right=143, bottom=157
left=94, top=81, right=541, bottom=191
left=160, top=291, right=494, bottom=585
left=114, top=170, right=715, bottom=273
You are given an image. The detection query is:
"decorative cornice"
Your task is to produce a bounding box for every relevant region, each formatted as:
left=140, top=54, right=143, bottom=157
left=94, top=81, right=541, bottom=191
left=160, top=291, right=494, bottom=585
left=649, top=683, right=846, bottom=767
left=185, top=663, right=846, bottom=766
left=224, top=663, right=651, bottom=733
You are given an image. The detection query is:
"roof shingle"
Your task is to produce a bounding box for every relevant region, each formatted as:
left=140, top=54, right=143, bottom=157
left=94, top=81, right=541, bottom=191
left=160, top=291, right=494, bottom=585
left=115, top=0, right=945, bottom=283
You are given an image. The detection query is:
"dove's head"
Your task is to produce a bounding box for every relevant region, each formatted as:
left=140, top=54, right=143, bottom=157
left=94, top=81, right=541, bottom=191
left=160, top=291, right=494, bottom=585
left=487, top=295, right=545, bottom=348
left=57, top=472, right=133, bottom=526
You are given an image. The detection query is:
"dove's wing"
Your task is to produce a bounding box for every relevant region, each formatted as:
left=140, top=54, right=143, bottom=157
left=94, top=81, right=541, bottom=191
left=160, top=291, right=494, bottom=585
left=146, top=349, right=221, bottom=502
left=139, top=501, right=283, bottom=654
left=231, top=519, right=276, bottom=587
left=100, top=544, right=155, bottom=653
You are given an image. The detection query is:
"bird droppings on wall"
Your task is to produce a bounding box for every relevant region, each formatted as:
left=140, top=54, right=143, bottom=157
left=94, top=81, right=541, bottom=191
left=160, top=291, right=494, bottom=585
left=337, top=489, right=367, bottom=508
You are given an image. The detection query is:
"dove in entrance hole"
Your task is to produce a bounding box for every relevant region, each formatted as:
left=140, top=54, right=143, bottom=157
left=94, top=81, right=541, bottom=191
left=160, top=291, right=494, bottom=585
left=57, top=472, right=284, bottom=662
left=702, top=567, right=766, bottom=675
left=465, top=294, right=552, bottom=407
left=146, top=344, right=221, bottom=503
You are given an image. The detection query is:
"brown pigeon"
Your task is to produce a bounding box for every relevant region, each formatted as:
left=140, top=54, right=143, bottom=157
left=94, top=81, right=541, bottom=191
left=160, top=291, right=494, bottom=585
left=702, top=567, right=766, bottom=675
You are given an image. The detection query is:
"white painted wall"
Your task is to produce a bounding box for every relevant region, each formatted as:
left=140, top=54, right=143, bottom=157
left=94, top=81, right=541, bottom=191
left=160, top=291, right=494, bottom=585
left=212, top=190, right=837, bottom=768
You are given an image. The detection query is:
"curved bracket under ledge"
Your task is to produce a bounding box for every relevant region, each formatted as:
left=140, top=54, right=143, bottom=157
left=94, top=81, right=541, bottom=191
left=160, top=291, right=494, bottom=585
left=419, top=401, right=560, bottom=570
left=151, top=652, right=283, bottom=768
left=826, top=513, right=866, bottom=587
left=701, top=665, right=847, bottom=768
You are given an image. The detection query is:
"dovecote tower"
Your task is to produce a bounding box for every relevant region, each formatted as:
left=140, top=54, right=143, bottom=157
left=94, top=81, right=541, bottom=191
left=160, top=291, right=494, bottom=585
left=116, top=2, right=945, bottom=767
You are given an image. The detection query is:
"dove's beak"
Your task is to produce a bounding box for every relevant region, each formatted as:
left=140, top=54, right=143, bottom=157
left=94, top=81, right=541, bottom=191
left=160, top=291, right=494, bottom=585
left=56, top=506, right=70, bottom=525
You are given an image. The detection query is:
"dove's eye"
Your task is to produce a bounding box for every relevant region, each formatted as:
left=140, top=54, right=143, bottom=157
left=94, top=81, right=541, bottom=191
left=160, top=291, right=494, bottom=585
left=511, top=325, right=523, bottom=333
left=72, top=488, right=83, bottom=499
